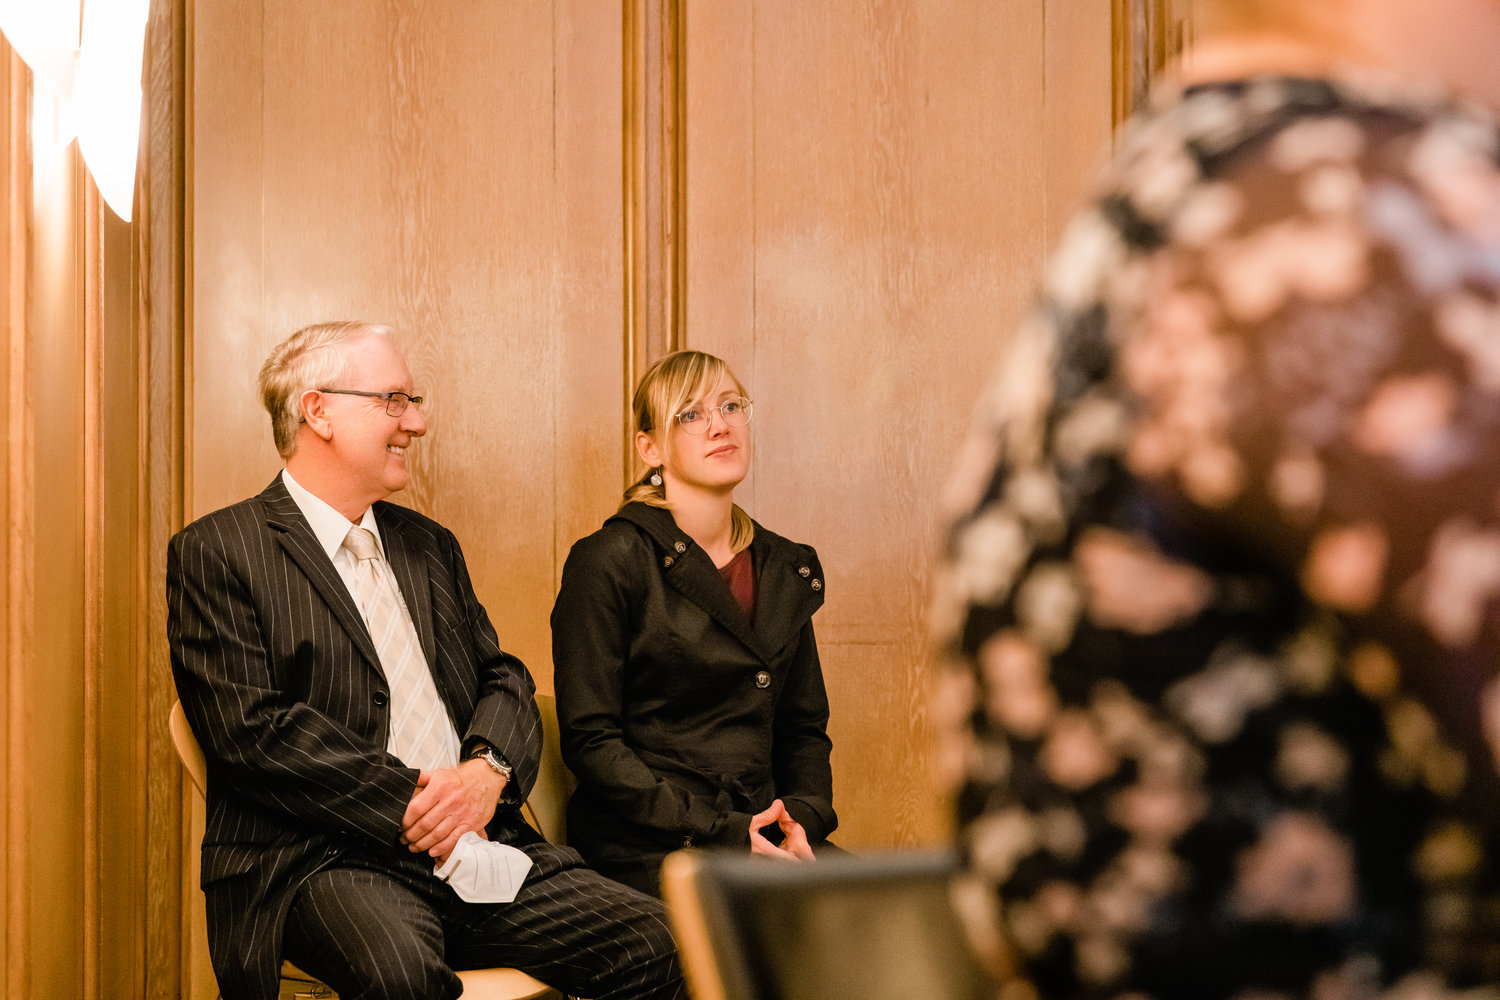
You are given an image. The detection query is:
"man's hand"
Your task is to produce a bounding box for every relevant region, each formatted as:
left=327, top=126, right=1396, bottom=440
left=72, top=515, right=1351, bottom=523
left=401, top=759, right=506, bottom=861
left=748, top=799, right=815, bottom=862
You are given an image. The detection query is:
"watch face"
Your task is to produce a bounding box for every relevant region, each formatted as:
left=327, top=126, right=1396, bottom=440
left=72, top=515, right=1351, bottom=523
left=484, top=749, right=511, bottom=776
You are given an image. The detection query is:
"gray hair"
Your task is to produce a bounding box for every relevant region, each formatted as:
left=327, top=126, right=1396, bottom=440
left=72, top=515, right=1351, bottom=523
left=259, top=320, right=392, bottom=458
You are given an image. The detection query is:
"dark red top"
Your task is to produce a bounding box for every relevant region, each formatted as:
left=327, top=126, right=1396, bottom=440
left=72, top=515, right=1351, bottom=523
left=718, top=547, right=756, bottom=620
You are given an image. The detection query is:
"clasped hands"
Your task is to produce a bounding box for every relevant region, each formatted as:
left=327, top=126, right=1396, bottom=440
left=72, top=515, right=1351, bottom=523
left=749, top=798, right=815, bottom=862
left=399, top=758, right=506, bottom=862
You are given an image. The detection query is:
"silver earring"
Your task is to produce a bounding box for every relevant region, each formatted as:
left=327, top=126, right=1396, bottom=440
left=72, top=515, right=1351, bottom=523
left=649, top=471, right=663, bottom=487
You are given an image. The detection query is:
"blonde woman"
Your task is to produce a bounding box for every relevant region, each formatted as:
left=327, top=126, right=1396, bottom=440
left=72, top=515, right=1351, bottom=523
left=937, top=1, right=1500, bottom=996
left=552, top=350, right=836, bottom=896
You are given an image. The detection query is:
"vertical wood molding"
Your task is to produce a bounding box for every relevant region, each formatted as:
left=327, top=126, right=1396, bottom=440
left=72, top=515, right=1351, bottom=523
left=1111, top=0, right=1193, bottom=130
left=81, top=172, right=103, bottom=1000
left=622, top=0, right=685, bottom=474
left=143, top=0, right=189, bottom=994
left=3, top=42, right=30, bottom=1000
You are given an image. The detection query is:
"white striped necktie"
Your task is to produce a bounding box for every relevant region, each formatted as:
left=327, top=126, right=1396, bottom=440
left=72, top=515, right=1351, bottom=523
left=341, top=526, right=460, bottom=771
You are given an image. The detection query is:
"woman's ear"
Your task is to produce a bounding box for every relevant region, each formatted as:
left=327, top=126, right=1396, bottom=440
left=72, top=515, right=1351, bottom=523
left=301, top=389, right=335, bottom=442
left=635, top=430, right=663, bottom=470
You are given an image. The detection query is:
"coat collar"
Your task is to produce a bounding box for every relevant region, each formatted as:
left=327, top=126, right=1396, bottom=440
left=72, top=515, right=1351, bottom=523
left=610, top=501, right=824, bottom=662
left=256, top=476, right=437, bottom=677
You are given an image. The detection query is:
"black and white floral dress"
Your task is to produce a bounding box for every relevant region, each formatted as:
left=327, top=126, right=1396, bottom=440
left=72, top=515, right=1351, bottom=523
left=935, top=75, right=1500, bottom=1000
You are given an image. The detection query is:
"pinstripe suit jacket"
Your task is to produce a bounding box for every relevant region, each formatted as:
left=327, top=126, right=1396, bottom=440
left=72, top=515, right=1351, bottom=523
left=168, top=476, right=575, bottom=1000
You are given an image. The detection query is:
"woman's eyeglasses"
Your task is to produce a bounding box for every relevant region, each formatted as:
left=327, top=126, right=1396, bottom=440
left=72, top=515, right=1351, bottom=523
left=674, top=396, right=753, bottom=435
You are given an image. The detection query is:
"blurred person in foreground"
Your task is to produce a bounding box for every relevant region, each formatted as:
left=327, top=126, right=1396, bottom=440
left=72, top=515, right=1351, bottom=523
left=934, top=2, right=1500, bottom=998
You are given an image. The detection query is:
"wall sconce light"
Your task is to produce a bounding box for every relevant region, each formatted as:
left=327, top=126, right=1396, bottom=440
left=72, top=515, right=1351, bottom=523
left=0, top=0, right=151, bottom=222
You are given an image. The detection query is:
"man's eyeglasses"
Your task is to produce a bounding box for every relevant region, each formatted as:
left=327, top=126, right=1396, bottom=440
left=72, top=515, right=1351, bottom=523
left=674, top=396, right=753, bottom=435
left=317, top=388, right=424, bottom=417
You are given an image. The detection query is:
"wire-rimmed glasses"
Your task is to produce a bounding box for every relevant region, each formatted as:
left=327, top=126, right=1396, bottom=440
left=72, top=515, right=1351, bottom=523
left=316, top=388, right=424, bottom=417
left=674, top=396, right=753, bottom=435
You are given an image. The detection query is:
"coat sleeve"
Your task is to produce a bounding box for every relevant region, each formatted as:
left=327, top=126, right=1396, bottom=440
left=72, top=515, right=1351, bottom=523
left=437, top=524, right=541, bottom=809
left=771, top=617, right=838, bottom=844
left=552, top=531, right=755, bottom=846
left=167, top=521, right=418, bottom=846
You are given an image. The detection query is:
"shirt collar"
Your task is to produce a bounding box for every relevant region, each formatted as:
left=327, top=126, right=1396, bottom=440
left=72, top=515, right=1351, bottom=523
left=280, top=468, right=383, bottom=560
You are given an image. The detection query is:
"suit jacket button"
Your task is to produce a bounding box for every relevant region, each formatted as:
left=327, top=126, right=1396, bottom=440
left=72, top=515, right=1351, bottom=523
left=811, top=579, right=822, bottom=591
left=798, top=566, right=811, bottom=577
left=372, top=691, right=389, bottom=708
left=755, top=670, right=771, bottom=689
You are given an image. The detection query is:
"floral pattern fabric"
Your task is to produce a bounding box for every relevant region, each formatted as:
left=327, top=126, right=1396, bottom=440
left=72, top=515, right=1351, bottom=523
left=935, top=75, right=1500, bottom=1000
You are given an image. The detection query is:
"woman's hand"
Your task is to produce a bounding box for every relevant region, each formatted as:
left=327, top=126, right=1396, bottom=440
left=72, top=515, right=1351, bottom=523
left=748, top=799, right=815, bottom=861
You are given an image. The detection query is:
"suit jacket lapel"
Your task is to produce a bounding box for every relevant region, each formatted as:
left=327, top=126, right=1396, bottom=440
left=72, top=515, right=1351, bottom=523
left=258, top=477, right=385, bottom=677
left=377, top=507, right=438, bottom=673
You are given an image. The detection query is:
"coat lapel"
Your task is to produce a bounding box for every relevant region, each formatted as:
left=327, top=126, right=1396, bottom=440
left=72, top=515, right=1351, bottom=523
left=746, top=534, right=823, bottom=657
left=619, top=502, right=823, bottom=664
left=258, top=477, right=384, bottom=677
left=664, top=534, right=821, bottom=664
left=665, top=552, right=766, bottom=658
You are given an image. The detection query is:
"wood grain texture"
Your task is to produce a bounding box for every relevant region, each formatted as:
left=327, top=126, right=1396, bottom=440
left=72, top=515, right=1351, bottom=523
left=190, top=0, right=625, bottom=694
left=3, top=41, right=25, bottom=1000
left=94, top=206, right=148, bottom=1000
left=624, top=0, right=686, bottom=391
left=1046, top=0, right=1114, bottom=247
left=184, top=0, right=1123, bottom=883
left=5, top=34, right=159, bottom=1000
left=683, top=0, right=1112, bottom=848
left=143, top=0, right=188, bottom=993
left=25, top=104, right=89, bottom=1000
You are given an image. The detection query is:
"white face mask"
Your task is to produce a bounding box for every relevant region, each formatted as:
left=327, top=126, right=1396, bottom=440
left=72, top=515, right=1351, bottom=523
left=434, top=832, right=533, bottom=904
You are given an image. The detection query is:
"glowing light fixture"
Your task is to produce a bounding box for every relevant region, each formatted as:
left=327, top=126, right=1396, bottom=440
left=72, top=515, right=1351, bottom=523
left=75, top=0, right=150, bottom=221
left=0, top=0, right=150, bottom=222
left=0, top=0, right=78, bottom=98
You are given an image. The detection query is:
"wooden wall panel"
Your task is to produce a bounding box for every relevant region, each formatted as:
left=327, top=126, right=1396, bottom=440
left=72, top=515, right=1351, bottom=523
left=1046, top=1, right=1114, bottom=245
left=26, top=97, right=88, bottom=1000
left=2, top=41, right=23, bottom=1000
left=682, top=0, right=1112, bottom=848
left=186, top=0, right=1119, bottom=884
left=191, top=2, right=626, bottom=691
left=2, top=41, right=20, bottom=1000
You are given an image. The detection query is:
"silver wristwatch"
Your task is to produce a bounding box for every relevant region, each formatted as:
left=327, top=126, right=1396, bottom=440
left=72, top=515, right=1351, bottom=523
left=469, top=745, right=513, bottom=782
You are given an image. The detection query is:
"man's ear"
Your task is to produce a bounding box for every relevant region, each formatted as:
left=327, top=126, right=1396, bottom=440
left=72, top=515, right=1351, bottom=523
left=300, top=389, right=335, bottom=442
left=635, top=430, right=663, bottom=469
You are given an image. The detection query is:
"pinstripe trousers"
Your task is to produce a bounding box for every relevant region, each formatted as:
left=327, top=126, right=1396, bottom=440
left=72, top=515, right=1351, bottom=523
left=281, top=843, right=685, bottom=1000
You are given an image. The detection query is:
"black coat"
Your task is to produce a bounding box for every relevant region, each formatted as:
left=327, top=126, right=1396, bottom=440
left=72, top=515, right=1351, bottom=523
left=551, top=502, right=836, bottom=883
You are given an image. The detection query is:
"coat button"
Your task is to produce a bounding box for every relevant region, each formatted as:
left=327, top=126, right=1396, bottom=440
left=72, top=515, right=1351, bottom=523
left=372, top=690, right=389, bottom=708
left=811, top=579, right=822, bottom=591
left=755, top=671, right=771, bottom=689
left=798, top=566, right=810, bottom=577
left=674, top=541, right=687, bottom=553
left=663, top=556, right=674, bottom=568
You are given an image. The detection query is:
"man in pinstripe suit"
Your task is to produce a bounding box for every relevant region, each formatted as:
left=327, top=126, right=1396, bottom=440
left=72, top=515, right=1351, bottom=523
left=168, top=320, right=687, bottom=1000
